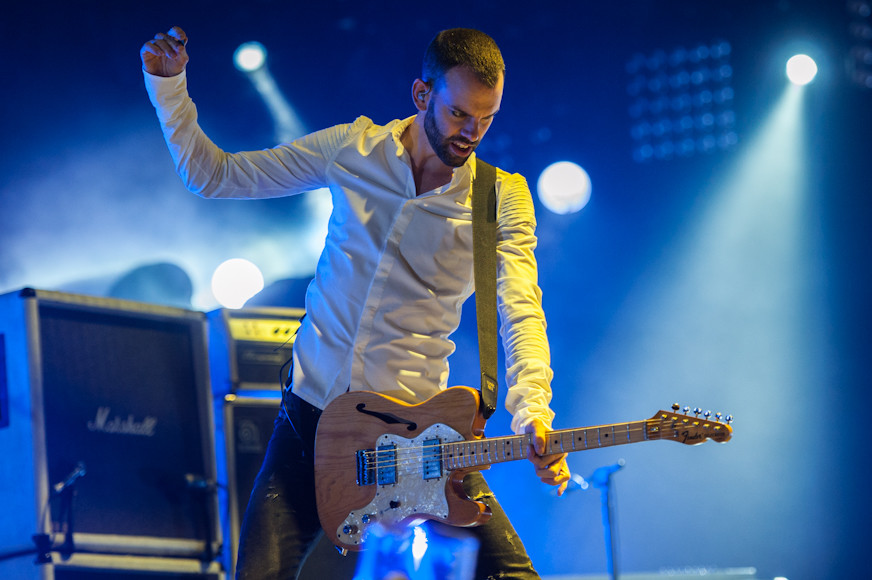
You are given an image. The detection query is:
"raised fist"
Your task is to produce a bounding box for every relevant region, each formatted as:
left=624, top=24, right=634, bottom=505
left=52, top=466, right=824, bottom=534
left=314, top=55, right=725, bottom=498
left=140, top=26, right=189, bottom=77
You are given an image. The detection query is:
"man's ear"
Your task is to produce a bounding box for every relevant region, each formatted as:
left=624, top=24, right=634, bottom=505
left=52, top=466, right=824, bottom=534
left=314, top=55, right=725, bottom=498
left=412, top=78, right=431, bottom=112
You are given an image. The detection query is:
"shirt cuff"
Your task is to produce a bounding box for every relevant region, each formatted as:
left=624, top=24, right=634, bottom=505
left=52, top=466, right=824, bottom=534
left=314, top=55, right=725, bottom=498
left=143, top=68, right=188, bottom=116
left=510, top=403, right=555, bottom=435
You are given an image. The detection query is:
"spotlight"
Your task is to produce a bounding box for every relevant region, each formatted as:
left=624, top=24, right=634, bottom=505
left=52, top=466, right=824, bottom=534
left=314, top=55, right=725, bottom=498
left=352, top=522, right=478, bottom=580
left=232, top=41, right=308, bottom=143
left=785, top=54, right=818, bottom=86
left=537, top=161, right=592, bottom=215
left=211, top=258, right=264, bottom=309
left=233, top=42, right=267, bottom=72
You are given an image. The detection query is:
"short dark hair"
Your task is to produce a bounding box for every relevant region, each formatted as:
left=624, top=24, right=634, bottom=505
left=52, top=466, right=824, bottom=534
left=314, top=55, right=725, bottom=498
left=422, top=28, right=505, bottom=89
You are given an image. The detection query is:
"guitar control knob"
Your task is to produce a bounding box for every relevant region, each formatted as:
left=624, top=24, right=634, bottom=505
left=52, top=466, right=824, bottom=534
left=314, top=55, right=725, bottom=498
left=361, top=514, right=373, bottom=524
left=343, top=525, right=359, bottom=535
left=389, top=500, right=401, bottom=509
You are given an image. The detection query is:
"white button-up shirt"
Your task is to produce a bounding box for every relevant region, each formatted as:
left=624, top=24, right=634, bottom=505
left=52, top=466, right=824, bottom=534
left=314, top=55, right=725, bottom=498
left=145, top=71, right=555, bottom=433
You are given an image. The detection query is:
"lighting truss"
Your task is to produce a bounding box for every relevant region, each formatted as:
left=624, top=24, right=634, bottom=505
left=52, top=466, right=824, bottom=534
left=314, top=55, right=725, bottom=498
left=626, top=41, right=738, bottom=162
left=847, top=0, right=872, bottom=89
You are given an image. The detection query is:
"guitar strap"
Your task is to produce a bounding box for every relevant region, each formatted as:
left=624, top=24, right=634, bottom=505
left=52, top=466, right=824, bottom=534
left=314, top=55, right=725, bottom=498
left=472, top=158, right=499, bottom=419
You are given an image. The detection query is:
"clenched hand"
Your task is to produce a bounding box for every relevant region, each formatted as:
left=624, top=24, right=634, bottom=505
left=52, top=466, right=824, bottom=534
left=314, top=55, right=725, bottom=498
left=140, top=26, right=189, bottom=77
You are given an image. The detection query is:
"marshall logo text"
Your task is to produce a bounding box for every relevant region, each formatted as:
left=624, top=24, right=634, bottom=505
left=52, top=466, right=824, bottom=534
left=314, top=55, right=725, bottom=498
left=87, top=407, right=158, bottom=437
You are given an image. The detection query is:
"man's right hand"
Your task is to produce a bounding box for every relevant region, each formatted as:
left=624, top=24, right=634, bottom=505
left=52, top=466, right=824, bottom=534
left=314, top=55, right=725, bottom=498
left=140, top=26, right=189, bottom=77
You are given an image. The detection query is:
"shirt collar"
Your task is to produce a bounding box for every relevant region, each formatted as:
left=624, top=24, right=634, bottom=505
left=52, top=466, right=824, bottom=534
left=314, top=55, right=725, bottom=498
left=389, top=115, right=475, bottom=190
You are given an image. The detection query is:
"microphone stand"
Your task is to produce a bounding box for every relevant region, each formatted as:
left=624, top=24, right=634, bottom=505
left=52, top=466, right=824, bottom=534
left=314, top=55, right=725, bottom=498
left=590, top=459, right=625, bottom=580
left=0, top=463, right=86, bottom=566
left=185, top=474, right=218, bottom=563
left=56, top=484, right=77, bottom=559
left=53, top=461, right=87, bottom=561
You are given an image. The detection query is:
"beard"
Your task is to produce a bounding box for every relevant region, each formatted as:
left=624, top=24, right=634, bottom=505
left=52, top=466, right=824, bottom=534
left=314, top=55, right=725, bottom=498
left=424, top=102, right=477, bottom=168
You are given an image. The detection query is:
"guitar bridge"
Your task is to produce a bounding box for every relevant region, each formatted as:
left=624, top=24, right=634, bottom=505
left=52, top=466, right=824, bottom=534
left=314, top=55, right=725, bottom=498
left=356, top=444, right=398, bottom=486
left=356, top=449, right=375, bottom=486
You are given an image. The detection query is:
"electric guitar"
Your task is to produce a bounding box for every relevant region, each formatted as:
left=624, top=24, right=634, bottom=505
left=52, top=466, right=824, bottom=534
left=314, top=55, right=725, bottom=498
left=314, top=386, right=732, bottom=552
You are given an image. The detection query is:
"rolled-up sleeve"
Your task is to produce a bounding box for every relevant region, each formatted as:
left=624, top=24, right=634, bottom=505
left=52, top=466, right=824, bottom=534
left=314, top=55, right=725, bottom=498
left=495, top=171, right=556, bottom=434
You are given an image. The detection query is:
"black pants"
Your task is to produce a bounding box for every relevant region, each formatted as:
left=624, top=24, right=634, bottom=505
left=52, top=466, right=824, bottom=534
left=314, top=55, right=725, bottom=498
left=235, top=393, right=541, bottom=580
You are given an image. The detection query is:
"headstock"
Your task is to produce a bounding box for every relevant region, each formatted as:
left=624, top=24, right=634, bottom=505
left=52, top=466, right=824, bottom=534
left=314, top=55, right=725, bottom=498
left=647, top=404, right=733, bottom=445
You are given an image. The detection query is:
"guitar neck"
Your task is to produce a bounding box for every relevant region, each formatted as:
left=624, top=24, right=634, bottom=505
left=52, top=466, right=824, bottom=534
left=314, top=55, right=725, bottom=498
left=442, top=419, right=653, bottom=470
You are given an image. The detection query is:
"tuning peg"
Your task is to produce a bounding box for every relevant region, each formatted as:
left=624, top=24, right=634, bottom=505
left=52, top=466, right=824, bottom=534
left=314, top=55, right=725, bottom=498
left=726, top=415, right=733, bottom=425
left=671, top=403, right=680, bottom=413
left=693, top=407, right=702, bottom=417
left=703, top=410, right=711, bottom=420
left=715, top=412, right=723, bottom=422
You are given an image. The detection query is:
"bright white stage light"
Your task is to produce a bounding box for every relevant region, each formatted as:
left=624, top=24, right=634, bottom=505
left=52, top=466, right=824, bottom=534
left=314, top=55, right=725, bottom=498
left=537, top=161, right=592, bottom=215
left=211, top=258, right=264, bottom=309
left=411, top=525, right=429, bottom=571
left=233, top=41, right=307, bottom=143
left=234, top=42, right=267, bottom=72
left=786, top=54, right=818, bottom=85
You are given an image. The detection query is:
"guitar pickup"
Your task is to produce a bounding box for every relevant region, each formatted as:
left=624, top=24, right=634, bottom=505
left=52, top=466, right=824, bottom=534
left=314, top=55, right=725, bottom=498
left=376, top=444, right=397, bottom=485
left=422, top=438, right=443, bottom=480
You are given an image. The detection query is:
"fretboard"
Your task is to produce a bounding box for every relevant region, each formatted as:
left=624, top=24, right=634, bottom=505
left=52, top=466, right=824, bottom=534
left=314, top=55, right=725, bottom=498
left=442, top=420, right=653, bottom=470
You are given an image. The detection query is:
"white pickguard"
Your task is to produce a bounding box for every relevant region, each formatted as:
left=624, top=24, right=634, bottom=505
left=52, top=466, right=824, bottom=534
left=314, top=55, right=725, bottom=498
left=335, top=422, right=465, bottom=546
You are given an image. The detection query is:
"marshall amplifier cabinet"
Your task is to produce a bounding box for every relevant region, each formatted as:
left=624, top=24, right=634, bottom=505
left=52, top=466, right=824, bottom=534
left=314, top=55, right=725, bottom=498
left=0, top=288, right=221, bottom=580
left=215, top=395, right=280, bottom=577
left=207, top=307, right=305, bottom=395
left=216, top=395, right=358, bottom=580
left=36, top=553, right=223, bottom=580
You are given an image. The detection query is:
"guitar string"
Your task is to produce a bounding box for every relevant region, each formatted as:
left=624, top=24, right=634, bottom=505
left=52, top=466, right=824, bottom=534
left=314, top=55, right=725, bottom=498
left=357, top=424, right=657, bottom=471
left=355, top=419, right=728, bottom=471
left=361, top=424, right=652, bottom=467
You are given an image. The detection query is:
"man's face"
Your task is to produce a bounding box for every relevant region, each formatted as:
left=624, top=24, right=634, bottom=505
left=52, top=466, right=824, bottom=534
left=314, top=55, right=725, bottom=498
left=424, top=66, right=504, bottom=168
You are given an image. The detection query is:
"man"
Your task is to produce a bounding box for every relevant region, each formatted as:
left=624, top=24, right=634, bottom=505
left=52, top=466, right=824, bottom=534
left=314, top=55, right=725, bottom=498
left=141, top=26, right=570, bottom=579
